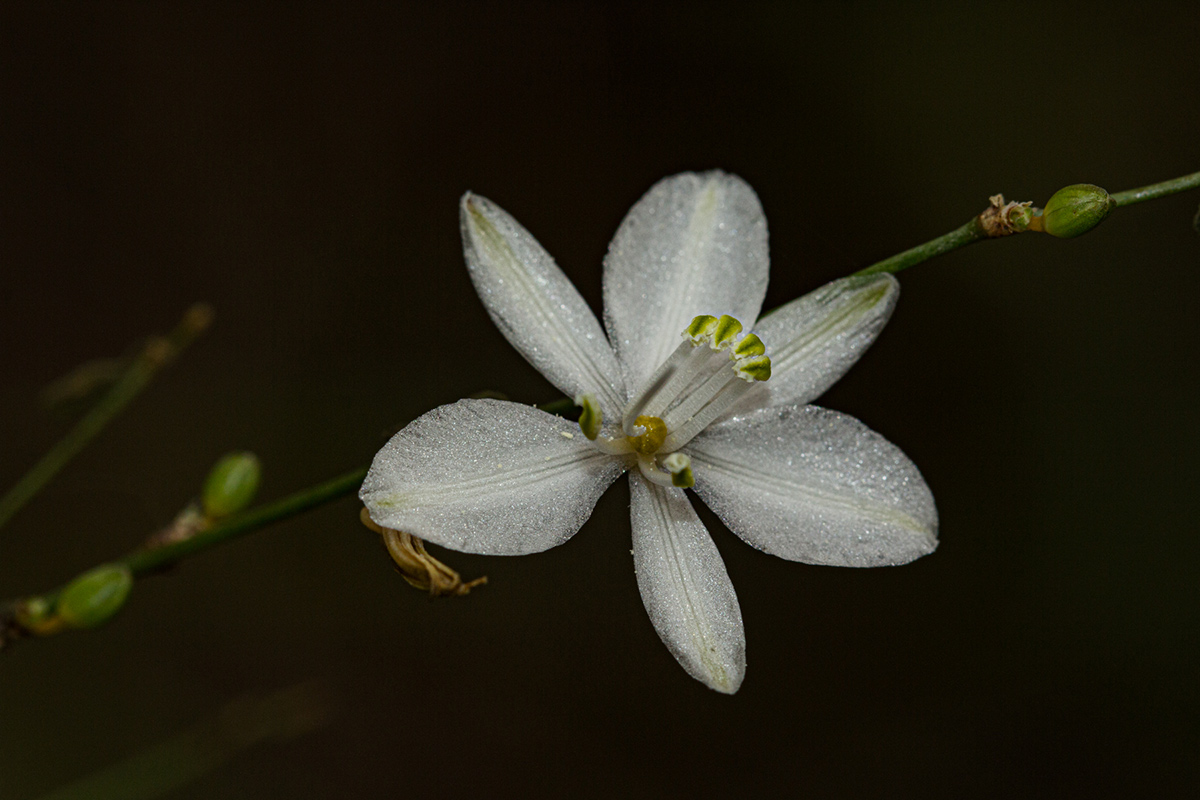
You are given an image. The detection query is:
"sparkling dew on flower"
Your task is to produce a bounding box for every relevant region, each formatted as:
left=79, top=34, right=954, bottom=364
left=361, top=171, right=938, bottom=694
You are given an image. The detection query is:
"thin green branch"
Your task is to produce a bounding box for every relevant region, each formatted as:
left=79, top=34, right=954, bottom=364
left=1112, top=170, right=1200, bottom=207
left=0, top=304, right=214, bottom=531
left=1, top=467, right=367, bottom=648
left=125, top=467, right=368, bottom=578
left=852, top=218, right=987, bottom=277
left=36, top=681, right=334, bottom=800
left=852, top=168, right=1200, bottom=277
left=125, top=395, right=573, bottom=577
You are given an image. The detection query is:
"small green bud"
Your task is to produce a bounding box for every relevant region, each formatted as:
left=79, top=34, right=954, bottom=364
left=57, top=564, right=132, bottom=629
left=1039, top=184, right=1115, bottom=238
left=202, top=452, right=262, bottom=518
left=1006, top=202, right=1035, bottom=232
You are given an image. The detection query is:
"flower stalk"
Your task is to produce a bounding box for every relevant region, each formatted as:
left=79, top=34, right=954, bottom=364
left=856, top=168, right=1200, bottom=277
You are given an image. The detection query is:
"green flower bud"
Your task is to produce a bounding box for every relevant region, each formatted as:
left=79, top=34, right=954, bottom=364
left=1039, top=184, right=1115, bottom=238
left=57, top=564, right=132, bottom=629
left=1006, top=202, right=1035, bottom=232
left=202, top=452, right=262, bottom=518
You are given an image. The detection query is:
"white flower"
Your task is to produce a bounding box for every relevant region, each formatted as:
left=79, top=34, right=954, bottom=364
left=361, top=171, right=937, bottom=693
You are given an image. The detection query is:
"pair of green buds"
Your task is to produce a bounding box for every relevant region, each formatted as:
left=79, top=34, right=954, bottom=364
left=20, top=452, right=262, bottom=633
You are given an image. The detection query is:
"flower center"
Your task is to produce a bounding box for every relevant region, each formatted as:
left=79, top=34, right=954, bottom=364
left=575, top=314, right=772, bottom=490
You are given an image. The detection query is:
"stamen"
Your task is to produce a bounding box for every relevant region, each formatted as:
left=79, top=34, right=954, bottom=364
left=620, top=314, right=772, bottom=457
left=575, top=393, right=602, bottom=441
left=660, top=350, right=772, bottom=453
left=732, top=333, right=765, bottom=359
left=620, top=352, right=679, bottom=436
left=660, top=381, right=756, bottom=453
left=710, top=315, right=743, bottom=350
left=662, top=453, right=695, bottom=488
left=621, top=315, right=725, bottom=434
left=635, top=454, right=678, bottom=488
left=661, top=360, right=741, bottom=433
left=684, top=315, right=719, bottom=342
left=734, top=354, right=772, bottom=382
left=576, top=392, right=635, bottom=453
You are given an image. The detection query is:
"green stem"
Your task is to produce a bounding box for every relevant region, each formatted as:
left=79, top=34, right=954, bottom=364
left=128, top=397, right=572, bottom=577
left=124, top=467, right=368, bottom=578
left=1111, top=170, right=1200, bottom=206
left=0, top=304, right=213, bottom=531
left=36, top=681, right=333, bottom=800
left=3, top=399, right=576, bottom=646
left=851, top=168, right=1200, bottom=277
left=852, top=218, right=987, bottom=276
left=2, top=467, right=367, bottom=646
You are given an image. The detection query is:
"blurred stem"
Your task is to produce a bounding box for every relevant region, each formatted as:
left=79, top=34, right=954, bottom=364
left=36, top=681, right=334, bottom=800
left=852, top=168, right=1200, bottom=277
left=0, top=304, right=213, bottom=531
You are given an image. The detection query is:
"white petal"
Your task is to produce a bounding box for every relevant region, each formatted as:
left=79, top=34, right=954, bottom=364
left=360, top=399, right=624, bottom=555
left=461, top=193, right=626, bottom=419
left=629, top=472, right=745, bottom=694
left=603, top=171, right=769, bottom=396
left=688, top=405, right=937, bottom=567
left=746, top=273, right=899, bottom=409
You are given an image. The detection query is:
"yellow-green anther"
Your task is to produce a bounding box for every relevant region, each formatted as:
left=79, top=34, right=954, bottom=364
left=662, top=453, right=695, bottom=489
left=732, top=333, right=766, bottom=359
left=735, top=354, right=772, bottom=382
left=1039, top=183, right=1116, bottom=238
left=684, top=314, right=719, bottom=343
left=576, top=393, right=602, bottom=440
left=202, top=452, right=262, bottom=518
left=711, top=315, right=743, bottom=350
left=57, top=564, right=133, bottom=629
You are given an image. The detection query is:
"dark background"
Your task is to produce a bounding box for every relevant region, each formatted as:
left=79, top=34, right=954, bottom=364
left=2, top=2, right=1198, bottom=797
